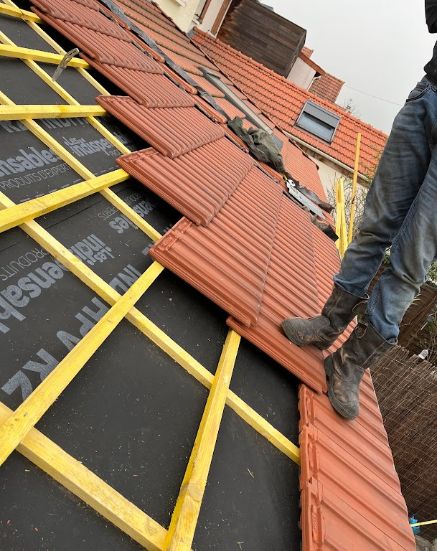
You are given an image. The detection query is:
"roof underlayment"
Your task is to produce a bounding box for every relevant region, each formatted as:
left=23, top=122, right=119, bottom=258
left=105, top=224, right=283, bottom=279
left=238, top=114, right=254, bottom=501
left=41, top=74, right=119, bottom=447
left=0, top=0, right=415, bottom=549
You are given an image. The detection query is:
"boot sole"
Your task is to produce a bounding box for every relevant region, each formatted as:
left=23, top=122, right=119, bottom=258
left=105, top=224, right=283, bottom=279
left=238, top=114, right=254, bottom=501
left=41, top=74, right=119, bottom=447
left=281, top=321, right=332, bottom=350
left=324, top=356, right=359, bottom=421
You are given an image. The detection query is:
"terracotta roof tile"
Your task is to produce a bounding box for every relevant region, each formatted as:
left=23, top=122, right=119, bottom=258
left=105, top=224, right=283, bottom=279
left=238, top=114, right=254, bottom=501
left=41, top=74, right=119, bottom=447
left=97, top=96, right=223, bottom=157
left=117, top=138, right=254, bottom=225
left=228, top=196, right=328, bottom=393
left=193, top=30, right=387, bottom=175
left=309, top=73, right=345, bottom=103
left=33, top=0, right=131, bottom=40
left=301, top=479, right=410, bottom=551
left=150, top=169, right=283, bottom=327
left=299, top=385, right=415, bottom=551
left=298, top=386, right=399, bottom=488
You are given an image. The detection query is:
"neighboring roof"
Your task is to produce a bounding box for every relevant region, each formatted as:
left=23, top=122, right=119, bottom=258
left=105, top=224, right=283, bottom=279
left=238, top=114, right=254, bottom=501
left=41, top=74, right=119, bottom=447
left=309, top=72, right=345, bottom=103
left=193, top=30, right=388, bottom=176
left=7, top=0, right=415, bottom=548
left=301, top=46, right=314, bottom=58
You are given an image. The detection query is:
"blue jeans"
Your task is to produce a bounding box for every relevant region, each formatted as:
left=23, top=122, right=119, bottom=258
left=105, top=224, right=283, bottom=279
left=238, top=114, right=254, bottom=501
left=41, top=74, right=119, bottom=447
left=335, top=76, right=437, bottom=341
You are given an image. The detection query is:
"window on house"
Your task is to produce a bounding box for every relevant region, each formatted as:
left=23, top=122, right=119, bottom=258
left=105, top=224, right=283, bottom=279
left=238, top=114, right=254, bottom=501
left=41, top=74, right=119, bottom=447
left=295, top=100, right=340, bottom=143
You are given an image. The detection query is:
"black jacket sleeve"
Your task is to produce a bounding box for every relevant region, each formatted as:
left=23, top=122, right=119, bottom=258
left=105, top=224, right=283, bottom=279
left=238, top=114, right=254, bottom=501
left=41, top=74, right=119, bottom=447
left=426, top=0, right=437, bottom=33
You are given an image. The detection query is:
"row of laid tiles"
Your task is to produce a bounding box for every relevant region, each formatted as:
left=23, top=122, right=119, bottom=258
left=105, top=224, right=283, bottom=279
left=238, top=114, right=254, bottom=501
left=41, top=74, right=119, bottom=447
left=97, top=95, right=223, bottom=158
left=150, top=167, right=283, bottom=327
left=84, top=60, right=193, bottom=108
left=299, top=386, right=415, bottom=551
left=228, top=195, right=331, bottom=393
left=118, top=137, right=254, bottom=226
left=33, top=0, right=129, bottom=40
left=33, top=6, right=163, bottom=72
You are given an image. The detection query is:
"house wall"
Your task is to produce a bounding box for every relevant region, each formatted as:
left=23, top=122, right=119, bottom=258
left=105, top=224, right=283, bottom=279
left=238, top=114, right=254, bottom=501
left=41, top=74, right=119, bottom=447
left=154, top=0, right=202, bottom=32
left=287, top=57, right=316, bottom=89
left=217, top=0, right=306, bottom=76
left=307, top=154, right=367, bottom=201
left=199, top=0, right=231, bottom=33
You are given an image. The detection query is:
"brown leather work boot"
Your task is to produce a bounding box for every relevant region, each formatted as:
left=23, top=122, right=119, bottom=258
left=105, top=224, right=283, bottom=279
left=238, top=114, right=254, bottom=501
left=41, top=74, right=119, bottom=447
left=324, top=319, right=394, bottom=420
left=281, top=284, right=366, bottom=350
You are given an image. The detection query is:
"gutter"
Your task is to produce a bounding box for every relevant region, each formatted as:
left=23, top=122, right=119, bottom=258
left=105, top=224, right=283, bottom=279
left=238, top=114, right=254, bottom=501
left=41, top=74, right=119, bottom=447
left=284, top=131, right=371, bottom=184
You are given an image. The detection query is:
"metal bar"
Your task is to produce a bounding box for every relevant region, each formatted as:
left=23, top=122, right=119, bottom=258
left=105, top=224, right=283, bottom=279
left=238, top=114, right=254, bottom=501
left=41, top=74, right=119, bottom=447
left=0, top=401, right=168, bottom=551
left=0, top=104, right=105, bottom=120
left=348, top=132, right=362, bottom=243
left=0, top=43, right=88, bottom=67
left=0, top=4, right=41, bottom=22
left=0, top=262, right=164, bottom=466
left=165, top=330, right=241, bottom=551
left=410, top=520, right=437, bottom=528
left=0, top=169, right=128, bottom=234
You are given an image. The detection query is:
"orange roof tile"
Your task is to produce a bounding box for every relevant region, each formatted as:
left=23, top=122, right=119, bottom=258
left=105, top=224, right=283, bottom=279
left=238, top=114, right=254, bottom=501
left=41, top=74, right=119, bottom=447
left=193, top=30, right=388, bottom=175
left=309, top=72, right=345, bottom=103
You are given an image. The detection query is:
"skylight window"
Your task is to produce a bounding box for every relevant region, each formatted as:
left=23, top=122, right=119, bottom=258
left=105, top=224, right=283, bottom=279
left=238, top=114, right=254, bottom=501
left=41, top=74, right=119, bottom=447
left=295, top=101, right=340, bottom=143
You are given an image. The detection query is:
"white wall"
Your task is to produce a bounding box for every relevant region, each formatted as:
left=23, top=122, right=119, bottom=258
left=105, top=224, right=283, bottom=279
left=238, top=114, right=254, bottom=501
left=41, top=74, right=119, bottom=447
left=154, top=0, right=202, bottom=32
left=199, top=0, right=229, bottom=34
left=287, top=57, right=315, bottom=90
left=309, top=154, right=342, bottom=200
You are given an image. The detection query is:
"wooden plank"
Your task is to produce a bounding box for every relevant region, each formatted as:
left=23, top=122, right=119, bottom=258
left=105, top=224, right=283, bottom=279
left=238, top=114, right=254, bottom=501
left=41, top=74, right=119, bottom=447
left=0, top=402, right=168, bottom=551
left=0, top=262, right=164, bottom=466
left=165, top=330, right=241, bottom=551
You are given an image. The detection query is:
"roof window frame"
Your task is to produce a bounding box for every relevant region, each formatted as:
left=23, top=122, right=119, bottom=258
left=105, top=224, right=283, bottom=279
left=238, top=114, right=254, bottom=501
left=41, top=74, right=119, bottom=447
left=295, top=100, right=340, bottom=143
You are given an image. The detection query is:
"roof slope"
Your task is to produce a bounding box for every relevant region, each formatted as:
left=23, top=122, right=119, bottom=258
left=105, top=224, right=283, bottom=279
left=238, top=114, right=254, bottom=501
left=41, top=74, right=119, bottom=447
left=26, top=0, right=415, bottom=548
left=193, top=30, right=388, bottom=176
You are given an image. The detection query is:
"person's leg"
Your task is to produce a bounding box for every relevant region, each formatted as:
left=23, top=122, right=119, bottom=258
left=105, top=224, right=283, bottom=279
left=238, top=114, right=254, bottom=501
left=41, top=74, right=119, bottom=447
left=367, top=161, right=437, bottom=341
left=335, top=76, right=434, bottom=298
left=283, top=76, right=435, bottom=349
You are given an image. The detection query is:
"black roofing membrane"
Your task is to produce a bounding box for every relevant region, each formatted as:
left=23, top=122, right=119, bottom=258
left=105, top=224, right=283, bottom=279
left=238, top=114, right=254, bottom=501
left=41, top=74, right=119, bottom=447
left=0, top=7, right=301, bottom=547
left=194, top=407, right=300, bottom=551
left=136, top=270, right=229, bottom=375
left=0, top=58, right=67, bottom=105
left=0, top=227, right=107, bottom=411
left=230, top=338, right=300, bottom=442
left=36, top=320, right=208, bottom=529
left=0, top=119, right=82, bottom=203
left=0, top=118, right=148, bottom=204
left=0, top=13, right=56, bottom=51
left=42, top=63, right=103, bottom=105
left=1, top=453, right=143, bottom=551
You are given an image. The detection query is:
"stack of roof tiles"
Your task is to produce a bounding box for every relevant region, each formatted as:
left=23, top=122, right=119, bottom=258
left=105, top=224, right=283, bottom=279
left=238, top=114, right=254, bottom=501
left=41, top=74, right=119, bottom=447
left=30, top=0, right=415, bottom=548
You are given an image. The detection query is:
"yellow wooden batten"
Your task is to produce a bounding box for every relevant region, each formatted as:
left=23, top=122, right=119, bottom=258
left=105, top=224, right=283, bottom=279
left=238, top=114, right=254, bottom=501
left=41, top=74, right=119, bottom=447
left=0, top=191, right=299, bottom=465
left=0, top=3, right=41, bottom=22
left=0, top=104, right=106, bottom=120
left=0, top=43, right=88, bottom=67
left=0, top=262, right=164, bottom=466
left=0, top=169, right=128, bottom=234
left=0, top=401, right=170, bottom=551
left=165, top=330, right=241, bottom=551
left=0, top=8, right=302, bottom=547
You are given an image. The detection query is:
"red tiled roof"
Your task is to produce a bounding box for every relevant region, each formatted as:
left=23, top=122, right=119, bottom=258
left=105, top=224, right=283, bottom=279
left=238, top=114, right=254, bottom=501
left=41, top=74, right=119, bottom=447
left=193, top=30, right=388, bottom=176
left=117, top=138, right=254, bottom=225
left=30, top=0, right=414, bottom=548
left=301, top=46, right=313, bottom=58
left=309, top=72, right=345, bottom=103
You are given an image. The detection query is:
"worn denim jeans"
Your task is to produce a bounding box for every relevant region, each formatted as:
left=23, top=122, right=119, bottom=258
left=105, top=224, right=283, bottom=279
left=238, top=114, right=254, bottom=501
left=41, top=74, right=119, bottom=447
left=334, top=76, right=437, bottom=341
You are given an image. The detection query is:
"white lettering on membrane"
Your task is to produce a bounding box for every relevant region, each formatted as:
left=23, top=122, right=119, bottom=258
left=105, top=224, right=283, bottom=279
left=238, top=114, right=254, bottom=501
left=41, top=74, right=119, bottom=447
left=0, top=264, right=142, bottom=402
